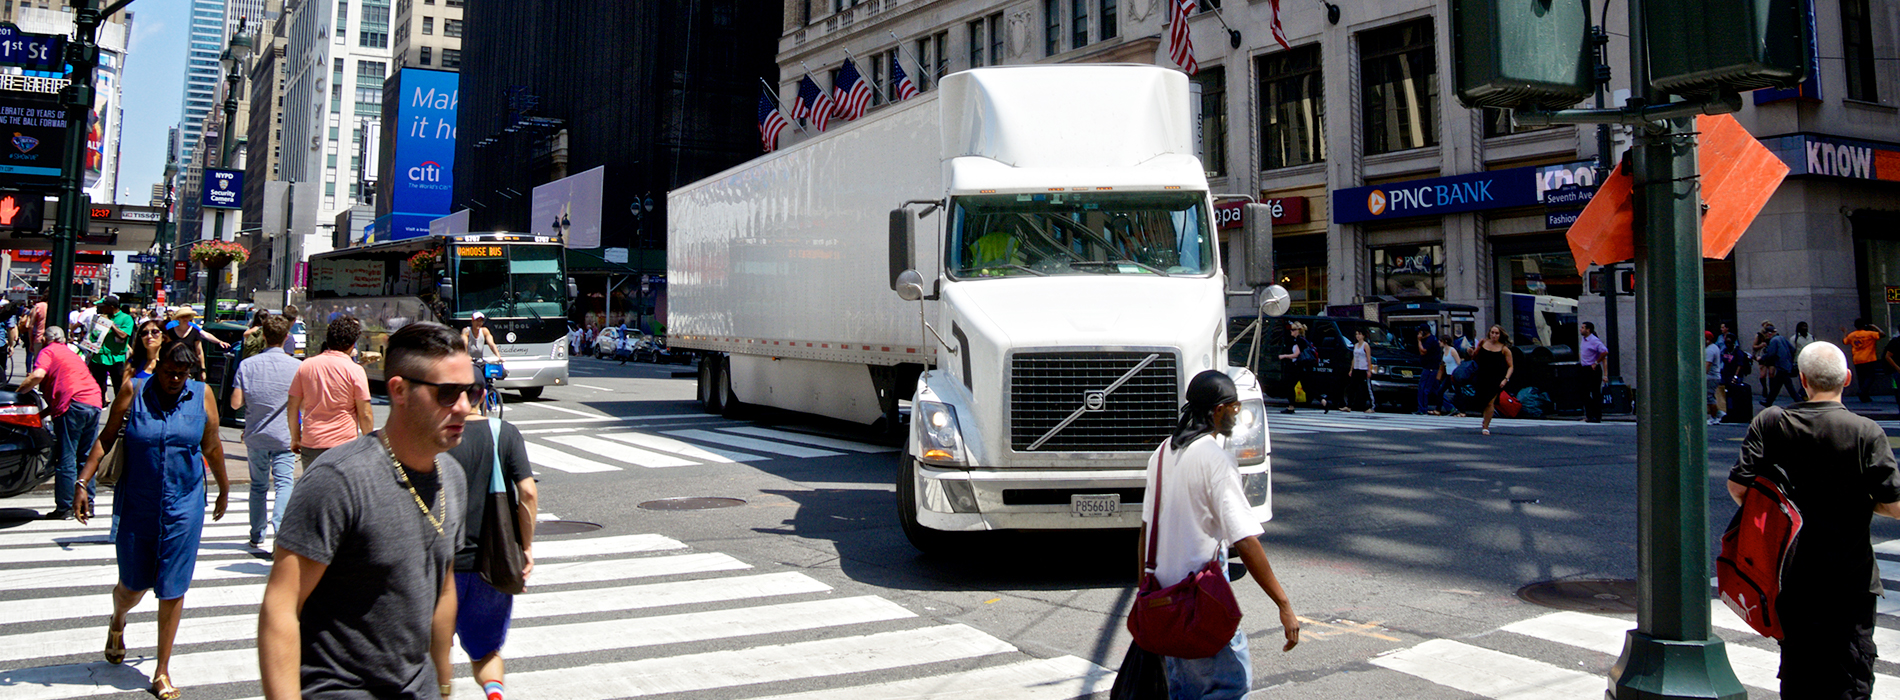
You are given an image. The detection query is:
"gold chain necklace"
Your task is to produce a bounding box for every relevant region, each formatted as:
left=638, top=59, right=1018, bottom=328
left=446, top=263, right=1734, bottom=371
left=381, top=432, right=444, bottom=536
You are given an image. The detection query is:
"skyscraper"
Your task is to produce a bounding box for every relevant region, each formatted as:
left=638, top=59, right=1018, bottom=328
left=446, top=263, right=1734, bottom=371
left=178, top=0, right=228, bottom=169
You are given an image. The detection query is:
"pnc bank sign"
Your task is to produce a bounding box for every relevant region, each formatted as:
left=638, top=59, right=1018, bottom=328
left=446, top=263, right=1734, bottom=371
left=1334, top=166, right=1545, bottom=224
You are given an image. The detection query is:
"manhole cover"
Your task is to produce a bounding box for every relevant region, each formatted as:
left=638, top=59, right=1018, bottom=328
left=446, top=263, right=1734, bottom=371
left=639, top=497, right=747, bottom=511
left=535, top=520, right=603, bottom=535
left=1517, top=579, right=1639, bottom=613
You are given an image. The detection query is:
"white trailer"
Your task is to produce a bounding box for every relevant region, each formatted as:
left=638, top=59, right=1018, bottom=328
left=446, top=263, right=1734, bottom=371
left=669, top=65, right=1283, bottom=552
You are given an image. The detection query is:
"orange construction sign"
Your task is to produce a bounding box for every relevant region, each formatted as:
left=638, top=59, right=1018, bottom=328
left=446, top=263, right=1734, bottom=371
left=1568, top=114, right=1790, bottom=276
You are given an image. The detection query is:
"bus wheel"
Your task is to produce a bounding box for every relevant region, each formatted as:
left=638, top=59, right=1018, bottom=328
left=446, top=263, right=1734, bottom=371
left=516, top=387, right=544, bottom=401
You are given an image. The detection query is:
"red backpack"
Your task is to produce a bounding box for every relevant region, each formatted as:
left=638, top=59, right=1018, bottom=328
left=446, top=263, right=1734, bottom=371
left=1716, top=476, right=1802, bottom=639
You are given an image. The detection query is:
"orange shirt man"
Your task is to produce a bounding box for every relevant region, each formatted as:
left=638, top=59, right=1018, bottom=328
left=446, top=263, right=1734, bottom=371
left=287, top=316, right=373, bottom=465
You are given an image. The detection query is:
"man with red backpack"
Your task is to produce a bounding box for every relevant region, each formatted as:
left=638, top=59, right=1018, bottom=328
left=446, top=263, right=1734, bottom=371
left=1729, top=340, right=1900, bottom=697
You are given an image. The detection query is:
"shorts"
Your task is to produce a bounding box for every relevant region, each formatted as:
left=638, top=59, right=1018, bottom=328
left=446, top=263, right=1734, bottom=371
left=1707, top=378, right=1722, bottom=406
left=1777, top=593, right=1876, bottom=699
left=454, top=572, right=515, bottom=660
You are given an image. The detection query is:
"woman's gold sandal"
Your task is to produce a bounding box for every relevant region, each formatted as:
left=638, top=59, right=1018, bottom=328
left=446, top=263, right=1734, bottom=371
left=151, top=673, right=181, bottom=700
left=103, top=627, right=124, bottom=665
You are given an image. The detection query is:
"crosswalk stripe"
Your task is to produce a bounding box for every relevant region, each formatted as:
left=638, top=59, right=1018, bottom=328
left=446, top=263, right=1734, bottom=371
left=524, top=442, right=621, bottom=473
left=0, top=522, right=256, bottom=549
left=465, top=624, right=1016, bottom=699
left=747, top=655, right=1115, bottom=700
left=0, top=551, right=750, bottom=627
left=0, top=538, right=259, bottom=565
left=1504, top=610, right=1900, bottom=694
left=1369, top=639, right=1605, bottom=699
left=547, top=434, right=698, bottom=468
left=662, top=429, right=844, bottom=459
left=527, top=533, right=686, bottom=559
left=457, top=596, right=913, bottom=665
left=513, top=571, right=831, bottom=619
left=597, top=430, right=765, bottom=463
left=718, top=426, right=896, bottom=453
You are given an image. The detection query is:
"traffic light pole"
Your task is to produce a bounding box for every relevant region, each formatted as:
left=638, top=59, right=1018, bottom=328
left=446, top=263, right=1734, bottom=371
left=47, top=0, right=129, bottom=325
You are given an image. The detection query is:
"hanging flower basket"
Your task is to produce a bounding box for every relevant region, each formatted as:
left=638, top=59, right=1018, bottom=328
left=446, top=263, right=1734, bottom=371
left=188, top=240, right=249, bottom=267
left=407, top=249, right=442, bottom=274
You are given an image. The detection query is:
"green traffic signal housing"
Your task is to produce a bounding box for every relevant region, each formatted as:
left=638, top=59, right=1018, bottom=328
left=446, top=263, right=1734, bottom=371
left=1451, top=0, right=1594, bottom=110
left=1646, top=0, right=1809, bottom=97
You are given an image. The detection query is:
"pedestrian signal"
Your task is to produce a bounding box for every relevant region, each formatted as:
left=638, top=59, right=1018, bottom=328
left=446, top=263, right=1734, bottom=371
left=0, top=191, right=44, bottom=232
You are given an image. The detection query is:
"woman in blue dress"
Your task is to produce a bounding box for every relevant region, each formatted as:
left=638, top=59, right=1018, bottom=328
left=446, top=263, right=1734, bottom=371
left=73, top=339, right=229, bottom=700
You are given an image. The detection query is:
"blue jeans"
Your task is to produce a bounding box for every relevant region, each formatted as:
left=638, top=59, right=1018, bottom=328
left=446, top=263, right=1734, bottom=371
left=247, top=447, right=296, bottom=542
left=1165, top=627, right=1251, bottom=700
left=1418, top=372, right=1453, bottom=413
left=52, top=402, right=101, bottom=512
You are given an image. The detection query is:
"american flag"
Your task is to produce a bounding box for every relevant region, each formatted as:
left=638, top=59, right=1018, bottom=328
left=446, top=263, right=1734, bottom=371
left=757, top=88, right=788, bottom=152
left=1268, top=0, right=1291, bottom=50
left=892, top=59, right=919, bottom=101
left=832, top=58, right=874, bottom=121
left=793, top=74, right=833, bottom=132
left=1168, top=0, right=1199, bottom=75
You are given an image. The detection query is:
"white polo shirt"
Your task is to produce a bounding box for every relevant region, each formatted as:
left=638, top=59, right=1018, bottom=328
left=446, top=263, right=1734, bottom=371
left=1142, top=435, right=1265, bottom=588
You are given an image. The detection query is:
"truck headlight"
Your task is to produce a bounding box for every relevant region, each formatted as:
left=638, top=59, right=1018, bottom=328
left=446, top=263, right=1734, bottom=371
left=1227, top=398, right=1266, bottom=465
left=916, top=401, right=965, bottom=466
left=553, top=343, right=566, bottom=359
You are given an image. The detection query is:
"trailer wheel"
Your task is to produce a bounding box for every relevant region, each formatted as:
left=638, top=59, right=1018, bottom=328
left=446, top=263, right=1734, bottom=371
left=896, top=457, right=961, bottom=555
left=697, top=355, right=723, bottom=414
left=719, top=356, right=749, bottom=418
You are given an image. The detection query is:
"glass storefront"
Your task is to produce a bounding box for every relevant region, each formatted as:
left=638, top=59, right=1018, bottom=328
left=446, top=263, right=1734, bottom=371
left=1369, top=243, right=1444, bottom=299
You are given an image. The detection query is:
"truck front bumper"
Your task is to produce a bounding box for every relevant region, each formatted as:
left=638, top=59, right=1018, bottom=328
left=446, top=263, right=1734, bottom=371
left=493, top=358, right=568, bottom=388
left=911, top=461, right=1271, bottom=531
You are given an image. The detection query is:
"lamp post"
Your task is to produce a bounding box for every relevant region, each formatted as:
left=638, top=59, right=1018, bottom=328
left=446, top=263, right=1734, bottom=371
left=202, top=19, right=252, bottom=321
left=46, top=0, right=133, bottom=325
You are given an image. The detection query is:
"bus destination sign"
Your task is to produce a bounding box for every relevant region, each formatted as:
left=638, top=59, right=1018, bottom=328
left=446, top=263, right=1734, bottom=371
left=458, top=245, right=504, bottom=257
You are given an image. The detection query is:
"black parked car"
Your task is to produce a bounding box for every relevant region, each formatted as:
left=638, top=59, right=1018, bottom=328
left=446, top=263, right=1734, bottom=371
left=1228, top=314, right=1429, bottom=410
left=0, top=389, right=56, bottom=499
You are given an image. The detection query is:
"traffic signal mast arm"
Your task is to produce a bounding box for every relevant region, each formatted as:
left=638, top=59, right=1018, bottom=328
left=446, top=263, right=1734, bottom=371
left=1513, top=91, right=1743, bottom=131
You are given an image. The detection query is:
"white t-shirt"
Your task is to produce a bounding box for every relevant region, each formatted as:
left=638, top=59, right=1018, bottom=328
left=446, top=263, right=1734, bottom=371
left=1142, top=435, right=1265, bottom=588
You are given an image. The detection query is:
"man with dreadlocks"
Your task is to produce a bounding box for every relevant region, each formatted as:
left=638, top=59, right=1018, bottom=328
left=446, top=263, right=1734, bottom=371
left=1138, top=370, right=1300, bottom=698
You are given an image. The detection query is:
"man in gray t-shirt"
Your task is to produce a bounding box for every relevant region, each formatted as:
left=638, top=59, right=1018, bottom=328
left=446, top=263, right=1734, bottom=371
left=232, top=315, right=303, bottom=546
left=259, top=322, right=475, bottom=700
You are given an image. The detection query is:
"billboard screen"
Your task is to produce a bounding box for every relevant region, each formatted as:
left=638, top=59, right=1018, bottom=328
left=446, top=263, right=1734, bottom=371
left=531, top=165, right=604, bottom=248
left=0, top=94, right=66, bottom=192
left=388, top=68, right=457, bottom=239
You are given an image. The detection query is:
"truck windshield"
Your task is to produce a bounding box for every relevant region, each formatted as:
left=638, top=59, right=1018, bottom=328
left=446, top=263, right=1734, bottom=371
left=946, top=191, right=1215, bottom=279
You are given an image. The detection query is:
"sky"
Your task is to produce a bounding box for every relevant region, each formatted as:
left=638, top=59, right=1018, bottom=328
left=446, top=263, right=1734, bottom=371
left=117, top=0, right=190, bottom=206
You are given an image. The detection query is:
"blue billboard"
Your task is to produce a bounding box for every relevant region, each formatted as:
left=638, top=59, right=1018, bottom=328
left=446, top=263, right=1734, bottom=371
left=387, top=68, right=457, bottom=239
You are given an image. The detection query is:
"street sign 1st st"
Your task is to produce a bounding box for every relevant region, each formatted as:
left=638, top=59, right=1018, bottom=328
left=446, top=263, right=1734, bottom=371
left=0, top=24, right=65, bottom=73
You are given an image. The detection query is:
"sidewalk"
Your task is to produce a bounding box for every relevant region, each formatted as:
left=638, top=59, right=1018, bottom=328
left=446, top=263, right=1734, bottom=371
left=1593, top=393, right=1899, bottom=422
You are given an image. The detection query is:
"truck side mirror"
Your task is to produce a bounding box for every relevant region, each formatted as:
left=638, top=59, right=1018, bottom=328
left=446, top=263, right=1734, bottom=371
left=438, top=278, right=454, bottom=301
left=567, top=277, right=579, bottom=299
left=894, top=269, right=926, bottom=302
left=1243, top=203, right=1274, bottom=288
left=889, top=209, right=914, bottom=290
left=1258, top=284, right=1291, bottom=317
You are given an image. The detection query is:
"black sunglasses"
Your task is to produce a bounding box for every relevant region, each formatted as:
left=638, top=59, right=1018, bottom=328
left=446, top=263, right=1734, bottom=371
left=397, top=376, right=485, bottom=408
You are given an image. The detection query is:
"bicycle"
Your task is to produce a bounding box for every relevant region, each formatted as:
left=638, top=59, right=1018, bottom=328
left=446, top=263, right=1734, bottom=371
left=477, top=360, right=505, bottom=419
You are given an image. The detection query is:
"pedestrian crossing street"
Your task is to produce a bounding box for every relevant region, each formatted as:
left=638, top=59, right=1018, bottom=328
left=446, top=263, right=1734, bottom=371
left=1367, top=536, right=1900, bottom=699
left=1266, top=410, right=1620, bottom=436
left=512, top=415, right=895, bottom=473
left=0, top=494, right=1116, bottom=700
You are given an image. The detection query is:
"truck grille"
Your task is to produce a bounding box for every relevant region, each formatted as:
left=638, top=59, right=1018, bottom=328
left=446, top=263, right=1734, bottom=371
left=1009, top=351, right=1179, bottom=452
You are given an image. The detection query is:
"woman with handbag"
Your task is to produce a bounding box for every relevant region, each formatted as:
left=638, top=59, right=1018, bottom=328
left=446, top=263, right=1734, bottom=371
left=435, top=415, right=537, bottom=700
left=72, top=340, right=230, bottom=700
left=1474, top=325, right=1515, bottom=436
left=1273, top=322, right=1325, bottom=414
left=1128, top=370, right=1298, bottom=699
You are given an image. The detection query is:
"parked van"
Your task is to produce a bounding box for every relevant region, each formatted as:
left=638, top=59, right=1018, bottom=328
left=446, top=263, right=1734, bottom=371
left=1228, top=314, right=1428, bottom=410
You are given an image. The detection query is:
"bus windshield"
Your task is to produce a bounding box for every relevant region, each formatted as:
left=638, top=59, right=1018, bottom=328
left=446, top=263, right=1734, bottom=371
left=945, top=191, right=1216, bottom=279
left=452, top=244, right=566, bottom=320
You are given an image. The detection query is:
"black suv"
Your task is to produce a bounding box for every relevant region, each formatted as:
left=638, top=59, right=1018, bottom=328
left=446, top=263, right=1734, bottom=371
left=1227, top=314, right=1430, bottom=410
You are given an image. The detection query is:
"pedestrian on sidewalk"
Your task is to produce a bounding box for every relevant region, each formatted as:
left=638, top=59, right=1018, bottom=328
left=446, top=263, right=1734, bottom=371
left=1706, top=331, right=1726, bottom=425
left=1138, top=370, right=1299, bottom=699
left=1413, top=327, right=1441, bottom=415
left=24, top=294, right=45, bottom=372
left=1760, top=324, right=1798, bottom=407
left=232, top=315, right=302, bottom=548
left=259, top=322, right=472, bottom=700
left=1578, top=322, right=1609, bottom=423
left=279, top=304, right=301, bottom=355
left=124, top=319, right=166, bottom=385
left=163, top=308, right=230, bottom=374
left=82, top=295, right=135, bottom=402
left=1342, top=328, right=1375, bottom=413
left=1436, top=335, right=1462, bottom=416
left=1729, top=340, right=1900, bottom=697
left=1475, top=325, right=1514, bottom=436
left=17, top=326, right=105, bottom=520
left=1844, top=319, right=1884, bottom=404
left=72, top=339, right=229, bottom=700
left=436, top=416, right=537, bottom=700
left=1274, top=322, right=1324, bottom=413
left=288, top=316, right=374, bottom=467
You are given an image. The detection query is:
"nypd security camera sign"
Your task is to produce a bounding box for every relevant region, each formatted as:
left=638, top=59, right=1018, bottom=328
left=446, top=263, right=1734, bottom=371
left=202, top=168, right=242, bottom=209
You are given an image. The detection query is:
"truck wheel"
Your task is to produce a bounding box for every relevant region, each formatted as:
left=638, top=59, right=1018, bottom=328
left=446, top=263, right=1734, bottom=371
left=719, top=356, right=749, bottom=418
left=896, top=458, right=961, bottom=555
left=516, top=387, right=544, bottom=401
left=698, top=356, right=723, bottom=414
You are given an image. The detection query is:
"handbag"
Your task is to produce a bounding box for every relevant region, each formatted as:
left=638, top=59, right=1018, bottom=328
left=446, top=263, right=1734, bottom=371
left=1496, top=390, right=1523, bottom=418
left=475, top=417, right=528, bottom=594
left=1126, top=441, right=1243, bottom=660
left=1108, top=642, right=1169, bottom=700
left=94, top=429, right=127, bottom=487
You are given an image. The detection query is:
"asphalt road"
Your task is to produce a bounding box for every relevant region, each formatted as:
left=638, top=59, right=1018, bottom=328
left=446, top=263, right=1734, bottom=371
left=3, top=355, right=1899, bottom=699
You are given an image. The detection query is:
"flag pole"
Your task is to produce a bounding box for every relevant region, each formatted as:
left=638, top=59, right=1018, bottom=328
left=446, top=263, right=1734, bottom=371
left=841, top=48, right=890, bottom=105
left=757, top=77, right=808, bottom=134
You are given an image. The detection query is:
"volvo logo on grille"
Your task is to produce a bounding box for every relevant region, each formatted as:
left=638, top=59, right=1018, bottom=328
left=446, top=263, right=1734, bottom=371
left=1082, top=390, right=1107, bottom=411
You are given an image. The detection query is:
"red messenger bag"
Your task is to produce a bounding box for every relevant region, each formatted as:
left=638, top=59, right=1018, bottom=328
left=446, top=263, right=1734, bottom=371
left=1127, top=443, right=1243, bottom=659
left=1716, top=475, right=1802, bottom=639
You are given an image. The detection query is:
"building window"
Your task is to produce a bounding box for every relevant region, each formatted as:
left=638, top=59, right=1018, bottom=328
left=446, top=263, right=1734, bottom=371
left=989, top=12, right=1004, bottom=65
left=1842, top=0, right=1878, bottom=102
left=441, top=48, right=460, bottom=69
left=444, top=18, right=461, bottom=38
left=1360, top=19, right=1438, bottom=155
left=1258, top=44, right=1325, bottom=169
left=1193, top=67, right=1227, bottom=176
left=1044, top=0, right=1061, bottom=56
left=932, top=31, right=948, bottom=82
left=884, top=48, right=902, bottom=100
left=327, top=153, right=337, bottom=168
left=1495, top=248, right=1582, bottom=346
left=1071, top=0, right=1088, bottom=50
left=913, top=37, right=934, bottom=90
left=359, top=0, right=389, bottom=48
left=1370, top=243, right=1444, bottom=299
left=445, top=0, right=460, bottom=7
left=419, top=46, right=431, bottom=65
left=326, top=182, right=336, bottom=197
left=421, top=16, right=432, bottom=34
left=330, top=125, right=340, bottom=140
left=969, top=19, right=985, bottom=68
left=336, top=1, right=347, bottom=27
left=357, top=60, right=386, bottom=83
left=1100, top=0, right=1117, bottom=40
left=834, top=0, right=857, bottom=11
left=869, top=52, right=886, bottom=106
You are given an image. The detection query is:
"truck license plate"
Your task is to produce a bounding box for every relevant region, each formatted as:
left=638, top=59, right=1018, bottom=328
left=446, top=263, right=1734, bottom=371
left=1071, top=493, right=1120, bottom=517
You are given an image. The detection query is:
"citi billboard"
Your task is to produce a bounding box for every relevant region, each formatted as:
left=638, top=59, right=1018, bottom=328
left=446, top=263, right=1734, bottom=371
left=388, top=68, right=457, bottom=239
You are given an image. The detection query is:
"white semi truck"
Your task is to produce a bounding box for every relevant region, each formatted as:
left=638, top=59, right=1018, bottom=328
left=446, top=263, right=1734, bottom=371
left=669, top=65, right=1284, bottom=552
